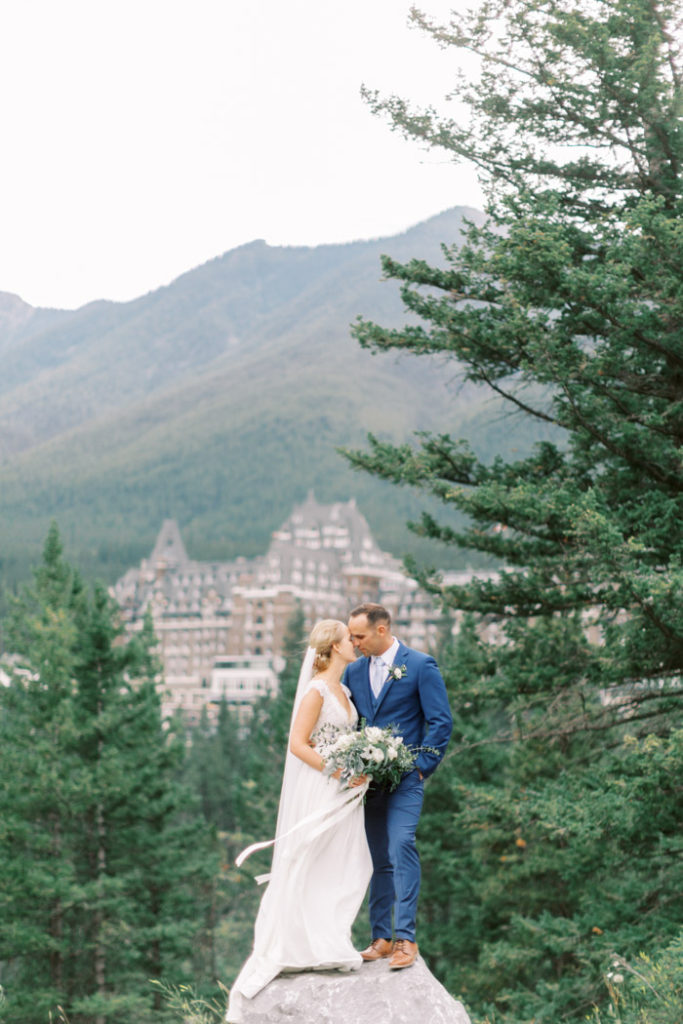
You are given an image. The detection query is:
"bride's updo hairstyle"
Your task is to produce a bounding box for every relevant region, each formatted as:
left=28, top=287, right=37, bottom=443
left=309, top=619, right=346, bottom=673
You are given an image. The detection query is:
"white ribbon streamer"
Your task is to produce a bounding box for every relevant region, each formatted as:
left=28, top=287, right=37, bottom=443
left=235, top=780, right=368, bottom=883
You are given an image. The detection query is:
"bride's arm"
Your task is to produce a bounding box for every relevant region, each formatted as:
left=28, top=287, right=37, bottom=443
left=290, top=690, right=361, bottom=784
left=289, top=689, right=325, bottom=771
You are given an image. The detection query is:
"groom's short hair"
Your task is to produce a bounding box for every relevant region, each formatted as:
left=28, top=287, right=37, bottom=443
left=349, top=603, right=391, bottom=628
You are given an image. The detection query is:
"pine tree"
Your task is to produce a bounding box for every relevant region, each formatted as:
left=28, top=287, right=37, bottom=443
left=0, top=524, right=83, bottom=1021
left=344, top=3, right=683, bottom=1020
left=0, top=528, right=218, bottom=1023
left=350, top=0, right=683, bottom=730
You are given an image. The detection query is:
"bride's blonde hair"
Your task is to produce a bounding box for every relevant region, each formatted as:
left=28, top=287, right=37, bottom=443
left=309, top=619, right=346, bottom=673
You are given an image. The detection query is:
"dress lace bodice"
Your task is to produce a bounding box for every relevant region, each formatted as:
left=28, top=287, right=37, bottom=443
left=307, top=679, right=358, bottom=740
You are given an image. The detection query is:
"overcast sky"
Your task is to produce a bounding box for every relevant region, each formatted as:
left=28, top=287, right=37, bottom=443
left=0, top=1, right=482, bottom=310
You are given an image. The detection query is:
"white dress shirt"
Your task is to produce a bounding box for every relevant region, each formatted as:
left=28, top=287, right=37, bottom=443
left=370, top=637, right=400, bottom=698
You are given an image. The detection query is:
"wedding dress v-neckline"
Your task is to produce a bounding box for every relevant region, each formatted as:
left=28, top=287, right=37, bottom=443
left=314, top=677, right=354, bottom=722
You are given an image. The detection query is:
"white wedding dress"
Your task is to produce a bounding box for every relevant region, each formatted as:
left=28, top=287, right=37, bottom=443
left=226, top=675, right=372, bottom=1023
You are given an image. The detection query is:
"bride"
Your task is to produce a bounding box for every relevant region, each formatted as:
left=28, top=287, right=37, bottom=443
left=226, top=619, right=372, bottom=1022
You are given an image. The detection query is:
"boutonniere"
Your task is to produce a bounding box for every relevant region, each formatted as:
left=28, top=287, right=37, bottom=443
left=387, top=664, right=407, bottom=681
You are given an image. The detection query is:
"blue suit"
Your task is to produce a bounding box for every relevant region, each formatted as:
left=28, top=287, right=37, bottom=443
left=344, top=641, right=453, bottom=941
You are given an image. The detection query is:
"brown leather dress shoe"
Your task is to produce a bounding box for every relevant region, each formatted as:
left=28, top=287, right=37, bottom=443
left=388, top=938, right=418, bottom=969
left=360, top=937, right=394, bottom=961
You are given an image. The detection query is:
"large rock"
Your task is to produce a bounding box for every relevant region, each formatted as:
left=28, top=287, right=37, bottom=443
left=227, top=956, right=472, bottom=1023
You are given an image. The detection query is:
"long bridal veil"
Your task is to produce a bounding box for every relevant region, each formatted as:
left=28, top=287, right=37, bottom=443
left=271, top=645, right=317, bottom=870
left=262, top=647, right=321, bottom=880
left=234, top=646, right=317, bottom=881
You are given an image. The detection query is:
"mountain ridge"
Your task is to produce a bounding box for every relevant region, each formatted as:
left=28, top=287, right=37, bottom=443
left=0, top=206, right=539, bottom=594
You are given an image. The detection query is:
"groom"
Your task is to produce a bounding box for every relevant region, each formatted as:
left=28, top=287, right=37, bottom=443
left=345, top=602, right=453, bottom=970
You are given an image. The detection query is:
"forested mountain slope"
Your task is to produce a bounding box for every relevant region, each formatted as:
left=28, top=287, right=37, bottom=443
left=0, top=207, right=543, bottom=588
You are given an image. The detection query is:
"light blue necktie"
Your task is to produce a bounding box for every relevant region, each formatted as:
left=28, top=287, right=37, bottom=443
left=370, top=657, right=385, bottom=698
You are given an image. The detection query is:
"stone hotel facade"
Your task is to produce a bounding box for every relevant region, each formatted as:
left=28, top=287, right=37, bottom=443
left=112, top=494, right=466, bottom=723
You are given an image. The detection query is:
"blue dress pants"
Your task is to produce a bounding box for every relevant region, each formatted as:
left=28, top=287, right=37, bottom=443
left=364, top=769, right=425, bottom=942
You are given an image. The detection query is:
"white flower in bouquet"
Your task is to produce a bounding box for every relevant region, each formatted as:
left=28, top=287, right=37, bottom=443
left=318, top=720, right=439, bottom=793
left=332, top=732, right=356, bottom=750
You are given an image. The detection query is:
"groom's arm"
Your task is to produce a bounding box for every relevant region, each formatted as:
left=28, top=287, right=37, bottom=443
left=415, top=655, right=453, bottom=778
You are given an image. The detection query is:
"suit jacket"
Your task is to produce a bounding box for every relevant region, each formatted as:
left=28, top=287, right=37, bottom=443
left=344, top=641, right=453, bottom=778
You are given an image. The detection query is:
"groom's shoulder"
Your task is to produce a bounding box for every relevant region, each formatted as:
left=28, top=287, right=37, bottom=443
left=401, top=642, right=430, bottom=662
left=402, top=643, right=441, bottom=671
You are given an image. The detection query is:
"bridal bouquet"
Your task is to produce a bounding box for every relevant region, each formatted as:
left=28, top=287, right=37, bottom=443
left=318, top=722, right=427, bottom=792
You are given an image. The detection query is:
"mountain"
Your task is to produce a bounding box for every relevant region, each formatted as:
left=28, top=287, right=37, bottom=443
left=0, top=207, right=540, bottom=592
